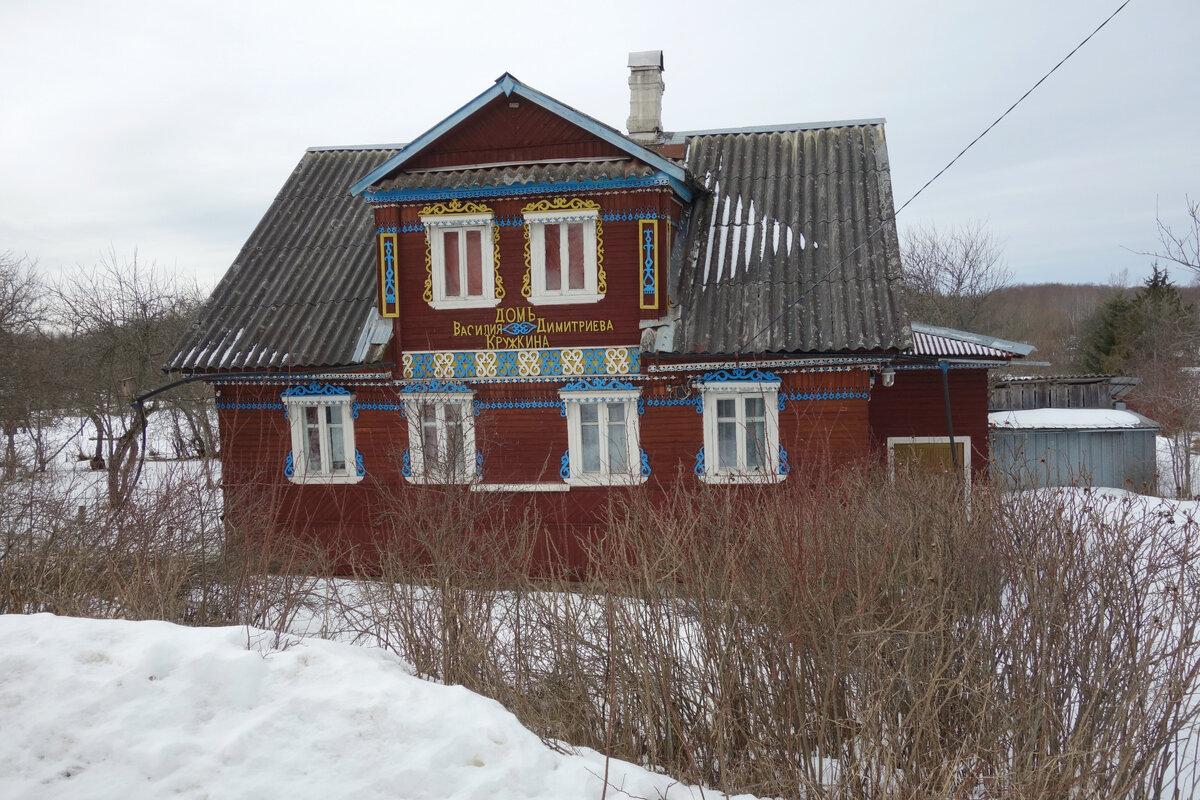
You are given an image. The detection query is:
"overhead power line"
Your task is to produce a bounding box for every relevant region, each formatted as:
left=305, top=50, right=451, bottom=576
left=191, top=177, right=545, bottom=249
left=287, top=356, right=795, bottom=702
left=733, top=0, right=1134, bottom=352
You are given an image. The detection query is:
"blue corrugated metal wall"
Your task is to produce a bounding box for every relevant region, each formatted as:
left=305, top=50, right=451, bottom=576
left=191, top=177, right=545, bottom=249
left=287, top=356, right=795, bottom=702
left=989, top=428, right=1158, bottom=491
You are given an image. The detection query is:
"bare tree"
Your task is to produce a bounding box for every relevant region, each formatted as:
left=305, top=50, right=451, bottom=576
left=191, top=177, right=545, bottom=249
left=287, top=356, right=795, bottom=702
left=1153, top=196, right=1200, bottom=277
left=54, top=251, right=207, bottom=505
left=0, top=252, right=49, bottom=479
left=901, top=222, right=1013, bottom=331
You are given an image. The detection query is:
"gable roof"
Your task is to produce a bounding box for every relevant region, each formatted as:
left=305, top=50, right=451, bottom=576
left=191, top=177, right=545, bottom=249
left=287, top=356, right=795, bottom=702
left=167, top=146, right=399, bottom=372
left=350, top=74, right=693, bottom=201
left=669, top=122, right=910, bottom=355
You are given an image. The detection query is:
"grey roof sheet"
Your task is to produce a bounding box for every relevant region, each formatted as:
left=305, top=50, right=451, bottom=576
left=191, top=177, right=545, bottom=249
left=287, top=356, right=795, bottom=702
left=377, top=159, right=655, bottom=192
left=167, top=147, right=400, bottom=372
left=669, top=124, right=910, bottom=355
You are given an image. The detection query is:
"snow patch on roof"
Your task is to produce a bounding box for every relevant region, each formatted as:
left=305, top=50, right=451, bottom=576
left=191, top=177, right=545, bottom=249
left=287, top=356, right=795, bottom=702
left=990, top=409, right=1157, bottom=430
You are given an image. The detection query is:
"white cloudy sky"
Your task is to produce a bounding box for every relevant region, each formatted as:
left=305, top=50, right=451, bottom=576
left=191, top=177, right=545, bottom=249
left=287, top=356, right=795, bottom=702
left=1, top=0, right=1196, bottom=289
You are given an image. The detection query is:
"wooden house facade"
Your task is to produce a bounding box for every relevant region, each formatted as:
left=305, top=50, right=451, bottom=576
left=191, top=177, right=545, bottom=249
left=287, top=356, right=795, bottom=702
left=167, top=54, right=1029, bottom=570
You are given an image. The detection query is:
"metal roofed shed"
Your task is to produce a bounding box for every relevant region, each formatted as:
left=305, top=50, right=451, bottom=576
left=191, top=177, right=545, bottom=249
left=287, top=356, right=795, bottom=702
left=989, top=408, right=1160, bottom=491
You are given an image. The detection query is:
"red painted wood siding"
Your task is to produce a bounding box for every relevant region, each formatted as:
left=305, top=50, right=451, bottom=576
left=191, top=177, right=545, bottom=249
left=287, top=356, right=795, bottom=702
left=866, top=367, right=991, bottom=478
left=376, top=189, right=676, bottom=358
left=403, top=96, right=628, bottom=170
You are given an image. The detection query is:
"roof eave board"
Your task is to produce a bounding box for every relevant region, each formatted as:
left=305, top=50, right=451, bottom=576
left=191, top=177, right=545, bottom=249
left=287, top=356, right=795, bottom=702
left=350, top=75, right=692, bottom=201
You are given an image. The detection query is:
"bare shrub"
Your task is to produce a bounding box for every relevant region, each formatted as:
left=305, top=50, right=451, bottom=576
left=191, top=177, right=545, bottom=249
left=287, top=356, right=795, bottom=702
left=323, top=463, right=1200, bottom=799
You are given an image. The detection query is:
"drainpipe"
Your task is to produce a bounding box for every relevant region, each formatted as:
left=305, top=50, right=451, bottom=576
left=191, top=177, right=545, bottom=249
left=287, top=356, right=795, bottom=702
left=939, top=361, right=959, bottom=471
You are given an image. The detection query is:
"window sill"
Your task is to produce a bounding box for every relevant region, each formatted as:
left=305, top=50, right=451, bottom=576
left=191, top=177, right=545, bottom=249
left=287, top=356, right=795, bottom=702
left=287, top=474, right=364, bottom=485
left=471, top=482, right=572, bottom=493
left=564, top=474, right=648, bottom=488
left=403, top=475, right=477, bottom=486
left=527, top=292, right=604, bottom=306
left=698, top=471, right=786, bottom=485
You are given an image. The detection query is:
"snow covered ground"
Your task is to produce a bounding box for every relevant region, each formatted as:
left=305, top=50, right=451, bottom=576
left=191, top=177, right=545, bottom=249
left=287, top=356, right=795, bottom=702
left=0, top=614, right=750, bottom=800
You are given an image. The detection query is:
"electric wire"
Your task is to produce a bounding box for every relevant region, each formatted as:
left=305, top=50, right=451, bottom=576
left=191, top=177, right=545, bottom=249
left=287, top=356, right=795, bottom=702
left=730, top=0, right=1134, bottom=353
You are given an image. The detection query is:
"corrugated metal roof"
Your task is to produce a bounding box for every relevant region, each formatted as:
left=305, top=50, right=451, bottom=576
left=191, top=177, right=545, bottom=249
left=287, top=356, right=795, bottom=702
left=669, top=124, right=909, bottom=355
left=376, top=159, right=655, bottom=192
left=910, top=330, right=1014, bottom=359
left=167, top=147, right=400, bottom=372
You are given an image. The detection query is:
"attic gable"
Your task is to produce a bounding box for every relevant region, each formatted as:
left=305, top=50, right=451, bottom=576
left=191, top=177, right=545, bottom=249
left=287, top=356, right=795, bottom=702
left=351, top=74, right=692, bottom=200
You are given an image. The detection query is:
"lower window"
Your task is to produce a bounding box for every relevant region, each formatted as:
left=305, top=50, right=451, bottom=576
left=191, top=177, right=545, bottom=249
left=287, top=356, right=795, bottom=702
left=560, top=388, right=643, bottom=486
left=284, top=396, right=362, bottom=484
left=699, top=381, right=784, bottom=484
left=405, top=394, right=476, bottom=484
left=887, top=436, right=972, bottom=488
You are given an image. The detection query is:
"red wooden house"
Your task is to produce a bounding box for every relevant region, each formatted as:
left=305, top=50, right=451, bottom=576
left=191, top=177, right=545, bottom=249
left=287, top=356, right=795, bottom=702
left=167, top=53, right=1030, bottom=568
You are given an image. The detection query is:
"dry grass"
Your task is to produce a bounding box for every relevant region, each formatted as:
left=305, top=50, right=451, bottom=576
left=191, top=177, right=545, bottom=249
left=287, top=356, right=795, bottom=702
left=3, top=460, right=1200, bottom=798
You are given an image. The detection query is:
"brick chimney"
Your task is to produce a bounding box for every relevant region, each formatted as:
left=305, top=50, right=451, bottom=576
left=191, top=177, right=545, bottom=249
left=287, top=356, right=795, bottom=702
left=626, top=50, right=664, bottom=142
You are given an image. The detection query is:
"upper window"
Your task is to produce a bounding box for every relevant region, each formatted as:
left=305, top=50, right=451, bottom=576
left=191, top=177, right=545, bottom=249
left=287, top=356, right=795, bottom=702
left=560, top=387, right=644, bottom=486
left=697, top=379, right=785, bottom=484
left=525, top=207, right=603, bottom=305
left=404, top=392, right=477, bottom=484
left=283, top=392, right=362, bottom=485
left=421, top=211, right=499, bottom=310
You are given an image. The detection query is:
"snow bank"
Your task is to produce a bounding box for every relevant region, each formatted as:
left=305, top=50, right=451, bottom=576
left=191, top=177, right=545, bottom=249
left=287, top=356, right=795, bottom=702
left=0, top=614, right=746, bottom=800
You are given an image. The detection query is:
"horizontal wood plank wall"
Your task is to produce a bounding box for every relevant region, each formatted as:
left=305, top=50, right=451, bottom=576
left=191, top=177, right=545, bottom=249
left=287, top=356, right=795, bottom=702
left=214, top=368, right=875, bottom=575
left=402, top=95, right=627, bottom=170
left=866, top=368, right=991, bottom=478
left=381, top=188, right=675, bottom=356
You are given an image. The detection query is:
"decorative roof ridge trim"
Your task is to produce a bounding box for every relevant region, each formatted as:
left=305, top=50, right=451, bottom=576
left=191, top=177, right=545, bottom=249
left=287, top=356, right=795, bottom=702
left=363, top=175, right=673, bottom=205
left=349, top=77, right=691, bottom=200
left=669, top=117, right=886, bottom=139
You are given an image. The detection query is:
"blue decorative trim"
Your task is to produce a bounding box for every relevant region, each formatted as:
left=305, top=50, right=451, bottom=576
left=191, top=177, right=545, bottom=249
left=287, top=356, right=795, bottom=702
left=642, top=226, right=656, bottom=296
left=382, top=239, right=397, bottom=304
left=400, top=380, right=471, bottom=393
left=354, top=399, right=403, bottom=412
left=559, top=450, right=571, bottom=480
left=640, top=449, right=651, bottom=478
left=405, top=346, right=640, bottom=380
left=693, top=447, right=706, bottom=477
left=699, top=368, right=782, bottom=384
left=602, top=209, right=670, bottom=221
left=355, top=450, right=366, bottom=477
left=637, top=396, right=645, bottom=415
left=496, top=215, right=524, bottom=227
left=364, top=176, right=673, bottom=205
left=284, top=451, right=294, bottom=478
left=502, top=321, right=537, bottom=336
left=473, top=398, right=565, bottom=412
left=476, top=451, right=485, bottom=480
left=377, top=221, right=425, bottom=234
left=560, top=378, right=637, bottom=392
left=779, top=445, right=791, bottom=476
left=401, top=449, right=412, bottom=478
left=215, top=400, right=285, bottom=411
left=281, top=382, right=352, bottom=398
left=643, top=395, right=701, bottom=409
left=777, top=388, right=871, bottom=410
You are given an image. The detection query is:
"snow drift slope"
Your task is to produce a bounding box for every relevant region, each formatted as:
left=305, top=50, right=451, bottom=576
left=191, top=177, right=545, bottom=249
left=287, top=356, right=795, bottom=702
left=0, top=614, right=745, bottom=800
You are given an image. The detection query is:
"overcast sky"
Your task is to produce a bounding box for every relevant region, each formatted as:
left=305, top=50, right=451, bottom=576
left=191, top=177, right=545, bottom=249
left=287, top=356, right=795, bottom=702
left=1, top=0, right=1196, bottom=290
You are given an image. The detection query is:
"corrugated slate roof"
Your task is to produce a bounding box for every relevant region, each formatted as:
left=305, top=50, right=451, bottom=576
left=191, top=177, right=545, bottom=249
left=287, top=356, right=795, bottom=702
left=669, top=123, right=909, bottom=355
left=167, top=147, right=400, bottom=372
left=376, top=159, right=656, bottom=192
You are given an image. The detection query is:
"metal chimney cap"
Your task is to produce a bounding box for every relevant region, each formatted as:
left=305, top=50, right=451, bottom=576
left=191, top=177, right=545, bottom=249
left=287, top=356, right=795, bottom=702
left=628, top=50, right=663, bottom=68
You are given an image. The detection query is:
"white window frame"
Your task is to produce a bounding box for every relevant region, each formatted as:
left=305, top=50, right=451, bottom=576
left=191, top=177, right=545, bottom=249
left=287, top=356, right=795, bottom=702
left=559, top=388, right=644, bottom=486
left=887, top=436, right=972, bottom=490
left=698, top=381, right=784, bottom=484
left=421, top=212, right=499, bottom=311
left=525, top=208, right=602, bottom=305
left=404, top=392, right=477, bottom=485
left=284, top=395, right=361, bottom=485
